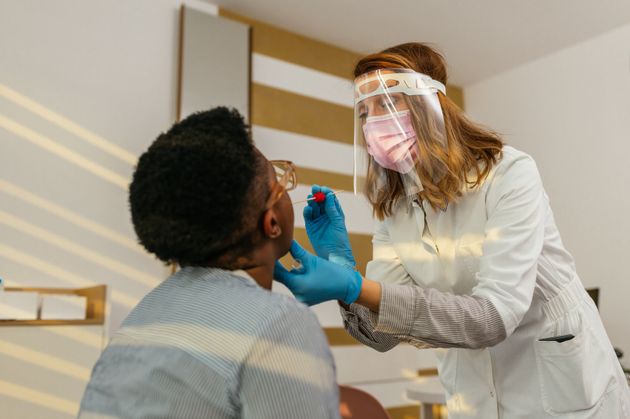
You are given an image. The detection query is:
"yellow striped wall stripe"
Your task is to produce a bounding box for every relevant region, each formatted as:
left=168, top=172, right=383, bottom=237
left=252, top=83, right=353, bottom=144
left=388, top=404, right=446, bottom=419
left=220, top=8, right=463, bottom=111
left=219, top=9, right=359, bottom=80
left=295, top=166, right=354, bottom=193
left=323, top=327, right=361, bottom=346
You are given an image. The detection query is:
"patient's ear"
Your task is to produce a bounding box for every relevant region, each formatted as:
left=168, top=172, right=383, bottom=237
left=262, top=208, right=282, bottom=239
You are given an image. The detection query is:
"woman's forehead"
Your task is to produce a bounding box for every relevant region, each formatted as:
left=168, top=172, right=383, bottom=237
left=358, top=92, right=404, bottom=107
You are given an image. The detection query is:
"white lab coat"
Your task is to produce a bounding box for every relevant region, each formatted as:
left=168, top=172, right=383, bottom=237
left=363, top=146, right=630, bottom=418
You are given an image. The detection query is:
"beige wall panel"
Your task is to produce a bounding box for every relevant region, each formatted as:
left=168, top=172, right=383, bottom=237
left=219, top=9, right=360, bottom=80
left=446, top=84, right=464, bottom=109
left=251, top=83, right=354, bottom=144
left=324, top=327, right=361, bottom=346
left=387, top=405, right=420, bottom=419
left=386, top=405, right=446, bottom=419
left=296, top=167, right=354, bottom=192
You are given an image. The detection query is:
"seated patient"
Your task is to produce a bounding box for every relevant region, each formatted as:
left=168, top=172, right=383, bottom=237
left=79, top=107, right=339, bottom=418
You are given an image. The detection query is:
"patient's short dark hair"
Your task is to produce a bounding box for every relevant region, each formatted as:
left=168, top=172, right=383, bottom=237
left=129, top=107, right=268, bottom=266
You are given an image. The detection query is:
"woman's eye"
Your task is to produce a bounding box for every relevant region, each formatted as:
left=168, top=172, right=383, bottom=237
left=380, top=98, right=397, bottom=108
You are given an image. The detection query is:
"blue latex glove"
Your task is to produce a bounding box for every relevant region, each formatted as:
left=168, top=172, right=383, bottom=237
left=274, top=241, right=363, bottom=306
left=304, top=185, right=356, bottom=269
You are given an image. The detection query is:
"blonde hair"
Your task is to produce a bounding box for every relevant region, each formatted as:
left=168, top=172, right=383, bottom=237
left=355, top=43, right=504, bottom=219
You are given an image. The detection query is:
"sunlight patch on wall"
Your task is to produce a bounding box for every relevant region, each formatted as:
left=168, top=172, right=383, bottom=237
left=0, top=84, right=137, bottom=165
left=0, top=379, right=77, bottom=415
left=0, top=179, right=146, bottom=256
left=0, top=114, right=129, bottom=188
left=0, top=210, right=160, bottom=288
left=0, top=341, right=91, bottom=381
left=0, top=244, right=137, bottom=309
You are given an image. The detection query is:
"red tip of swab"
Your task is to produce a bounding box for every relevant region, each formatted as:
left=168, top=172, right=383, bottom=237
left=313, top=192, right=326, bottom=203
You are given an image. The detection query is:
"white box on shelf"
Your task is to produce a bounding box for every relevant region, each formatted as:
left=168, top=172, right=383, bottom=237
left=40, top=294, right=87, bottom=320
left=0, top=291, right=39, bottom=320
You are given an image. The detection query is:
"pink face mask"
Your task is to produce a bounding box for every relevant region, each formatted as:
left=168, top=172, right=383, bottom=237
left=362, top=110, right=417, bottom=173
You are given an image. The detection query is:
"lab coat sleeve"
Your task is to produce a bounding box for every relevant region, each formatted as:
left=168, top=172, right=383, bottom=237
left=370, top=155, right=545, bottom=349
left=338, top=218, right=411, bottom=352
left=472, top=153, right=545, bottom=336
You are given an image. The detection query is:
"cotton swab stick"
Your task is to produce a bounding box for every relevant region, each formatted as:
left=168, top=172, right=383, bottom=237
left=292, top=190, right=343, bottom=205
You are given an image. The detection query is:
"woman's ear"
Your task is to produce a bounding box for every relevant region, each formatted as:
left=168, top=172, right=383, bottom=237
left=262, top=208, right=282, bottom=239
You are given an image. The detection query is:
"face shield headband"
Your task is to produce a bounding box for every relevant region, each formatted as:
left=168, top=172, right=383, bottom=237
left=354, top=70, right=446, bottom=105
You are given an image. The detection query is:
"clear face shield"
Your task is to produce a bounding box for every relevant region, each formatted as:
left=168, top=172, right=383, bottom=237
left=353, top=68, right=447, bottom=200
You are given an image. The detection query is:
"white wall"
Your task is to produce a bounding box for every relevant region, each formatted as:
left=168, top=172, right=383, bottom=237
left=0, top=0, right=186, bottom=333
left=465, top=23, right=630, bottom=354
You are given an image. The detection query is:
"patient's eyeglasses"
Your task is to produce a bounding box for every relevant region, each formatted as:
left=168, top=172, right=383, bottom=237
left=264, top=160, right=297, bottom=209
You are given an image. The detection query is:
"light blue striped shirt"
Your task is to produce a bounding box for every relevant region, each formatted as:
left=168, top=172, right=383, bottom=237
left=79, top=267, right=339, bottom=418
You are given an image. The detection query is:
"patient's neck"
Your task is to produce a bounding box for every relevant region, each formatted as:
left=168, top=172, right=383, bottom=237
left=243, top=264, right=274, bottom=290
left=215, top=245, right=274, bottom=290
left=243, top=244, right=276, bottom=289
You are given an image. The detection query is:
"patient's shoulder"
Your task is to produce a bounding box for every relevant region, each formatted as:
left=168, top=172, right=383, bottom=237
left=247, top=291, right=332, bottom=362
left=251, top=286, right=321, bottom=331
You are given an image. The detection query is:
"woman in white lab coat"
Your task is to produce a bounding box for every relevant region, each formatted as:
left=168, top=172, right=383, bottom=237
left=275, top=43, right=630, bottom=418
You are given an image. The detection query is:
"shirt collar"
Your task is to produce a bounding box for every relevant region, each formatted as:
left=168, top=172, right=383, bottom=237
left=231, top=269, right=259, bottom=286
